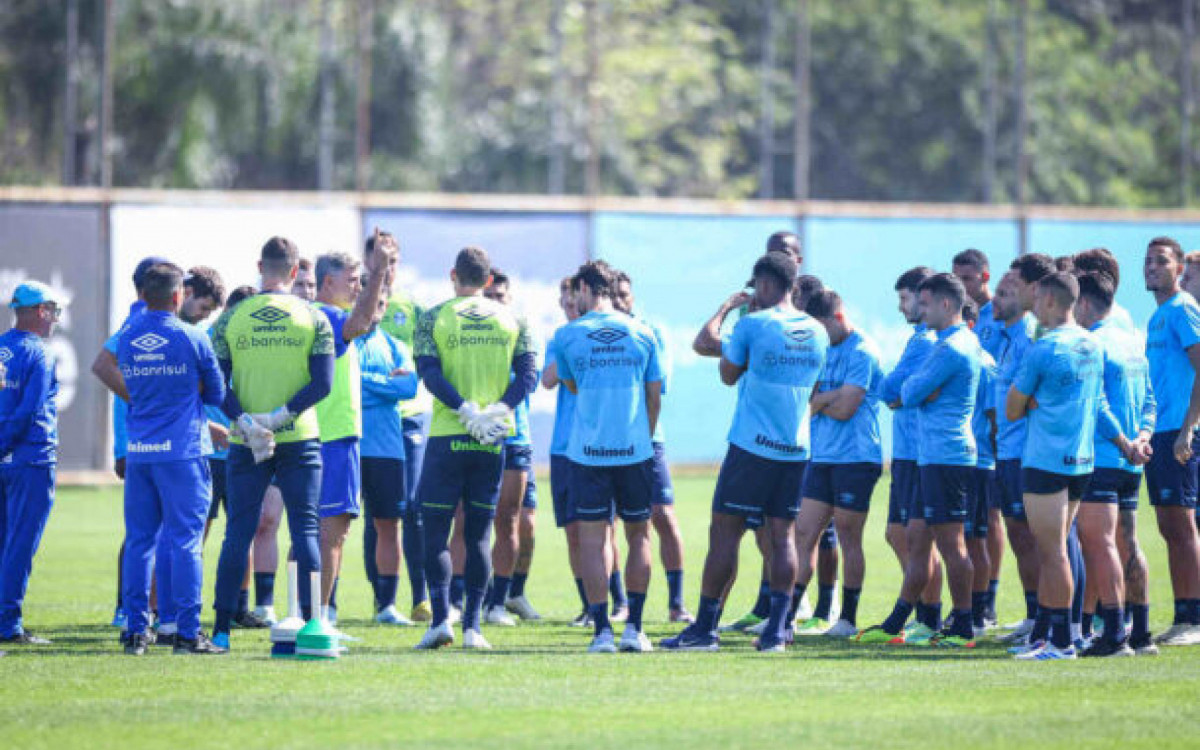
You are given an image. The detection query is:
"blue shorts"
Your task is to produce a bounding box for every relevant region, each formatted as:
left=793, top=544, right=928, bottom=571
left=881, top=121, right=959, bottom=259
left=712, top=444, right=806, bottom=527
left=966, top=468, right=993, bottom=539
left=803, top=462, right=881, bottom=514
left=523, top=473, right=538, bottom=510
left=319, top=438, right=361, bottom=518
left=917, top=464, right=972, bottom=526
left=550, top=455, right=576, bottom=528
left=571, top=460, right=656, bottom=524
left=504, top=442, right=533, bottom=473
left=888, top=459, right=918, bottom=525
left=995, top=459, right=1026, bottom=520
left=650, top=441, right=675, bottom=506
left=1083, top=468, right=1141, bottom=510
left=1146, top=430, right=1199, bottom=508
left=1022, top=467, right=1091, bottom=501
left=361, top=456, right=406, bottom=519
left=207, top=457, right=228, bottom=521
left=417, top=436, right=504, bottom=519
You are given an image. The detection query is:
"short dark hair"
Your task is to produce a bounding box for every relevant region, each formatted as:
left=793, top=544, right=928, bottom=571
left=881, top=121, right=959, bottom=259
left=805, top=289, right=842, bottom=319
left=1149, top=236, right=1184, bottom=264
left=895, top=266, right=934, bottom=293
left=962, top=298, right=979, bottom=325
left=489, top=267, right=510, bottom=287
left=455, top=246, right=491, bottom=287
left=1054, top=255, right=1076, bottom=273
left=572, top=261, right=617, bottom=299
left=1073, top=248, right=1120, bottom=291
left=752, top=252, right=799, bottom=293
left=261, top=236, right=300, bottom=276
left=142, top=263, right=184, bottom=308
left=613, top=269, right=632, bottom=286
left=226, top=285, right=257, bottom=309
left=766, top=231, right=801, bottom=258
left=297, top=257, right=313, bottom=272
left=1037, top=271, right=1080, bottom=308
left=315, top=252, right=360, bottom=291
left=364, top=230, right=396, bottom=255
left=1009, top=253, right=1054, bottom=284
left=918, top=272, right=967, bottom=309
left=795, top=274, right=824, bottom=301
left=1076, top=272, right=1114, bottom=312
left=184, top=266, right=225, bottom=307
left=952, top=248, right=989, bottom=271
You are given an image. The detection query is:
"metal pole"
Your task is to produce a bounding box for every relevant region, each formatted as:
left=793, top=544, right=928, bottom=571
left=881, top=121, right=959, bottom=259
left=982, top=0, right=998, bottom=202
left=62, top=0, right=79, bottom=186
left=793, top=0, right=811, bottom=202
left=759, top=0, right=777, bottom=199
left=354, top=0, right=374, bottom=191
left=549, top=0, right=567, bottom=194
left=99, top=0, right=115, bottom=188
left=1014, top=0, right=1028, bottom=254
left=317, top=0, right=335, bottom=190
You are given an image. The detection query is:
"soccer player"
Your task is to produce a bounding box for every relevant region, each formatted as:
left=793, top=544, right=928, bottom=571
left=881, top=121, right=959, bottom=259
left=1073, top=248, right=1138, bottom=333
left=1074, top=271, right=1157, bottom=656
left=963, top=299, right=999, bottom=634
left=1142, top=236, right=1200, bottom=645
left=1007, top=272, right=1117, bottom=660
left=953, top=249, right=1002, bottom=357
left=412, top=246, right=537, bottom=651
left=209, top=236, right=336, bottom=649
left=613, top=269, right=691, bottom=623
left=663, top=252, right=827, bottom=652
left=791, top=289, right=882, bottom=638
left=116, top=263, right=227, bottom=655
left=552, top=261, right=662, bottom=653
left=859, top=273, right=981, bottom=648
left=312, top=246, right=394, bottom=624
left=1182, top=251, right=1200, bottom=303
left=993, top=256, right=1054, bottom=642
left=0, top=281, right=63, bottom=646
left=292, top=257, right=317, bottom=302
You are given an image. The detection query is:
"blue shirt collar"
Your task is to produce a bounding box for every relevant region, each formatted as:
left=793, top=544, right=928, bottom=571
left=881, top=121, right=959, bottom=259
left=935, top=322, right=966, bottom=341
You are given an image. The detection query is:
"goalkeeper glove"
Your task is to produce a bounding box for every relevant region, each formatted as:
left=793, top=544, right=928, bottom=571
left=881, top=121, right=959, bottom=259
left=237, top=413, right=276, bottom=464
left=251, top=406, right=295, bottom=433
left=477, top=403, right=513, bottom=445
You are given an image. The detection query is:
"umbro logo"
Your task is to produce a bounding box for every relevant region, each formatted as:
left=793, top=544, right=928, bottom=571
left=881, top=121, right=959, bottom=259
left=250, top=305, right=290, bottom=324
left=786, top=328, right=814, bottom=343
left=0, top=348, right=11, bottom=363
left=457, top=307, right=494, bottom=324
left=130, top=333, right=168, bottom=352
left=587, top=328, right=627, bottom=345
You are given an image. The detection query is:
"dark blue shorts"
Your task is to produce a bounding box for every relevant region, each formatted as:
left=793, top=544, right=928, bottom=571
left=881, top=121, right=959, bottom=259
left=319, top=437, right=361, bottom=518
left=1084, top=468, right=1141, bottom=510
left=712, top=444, right=806, bottom=526
left=550, top=454, right=576, bottom=528
left=417, top=436, right=504, bottom=519
left=888, top=459, right=918, bottom=525
left=650, top=441, right=675, bottom=506
left=917, top=464, right=973, bottom=526
left=504, top=442, right=533, bottom=473
left=207, top=457, right=228, bottom=521
left=803, top=461, right=881, bottom=514
left=361, top=456, right=406, bottom=519
left=995, top=459, right=1026, bottom=520
left=1022, top=467, right=1091, bottom=501
left=966, top=468, right=993, bottom=539
left=1146, top=430, right=1200, bottom=508
left=570, top=460, right=656, bottom=523
left=523, top=473, right=538, bottom=510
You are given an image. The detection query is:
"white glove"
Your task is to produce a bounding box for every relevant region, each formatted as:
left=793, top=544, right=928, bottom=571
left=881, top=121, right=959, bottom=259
left=237, top=413, right=276, bottom=464
left=477, top=403, right=513, bottom=445
left=251, top=406, right=295, bottom=433
left=456, top=401, right=482, bottom=437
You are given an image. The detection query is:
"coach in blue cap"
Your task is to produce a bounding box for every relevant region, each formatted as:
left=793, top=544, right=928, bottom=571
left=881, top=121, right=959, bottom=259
left=0, top=281, right=64, bottom=646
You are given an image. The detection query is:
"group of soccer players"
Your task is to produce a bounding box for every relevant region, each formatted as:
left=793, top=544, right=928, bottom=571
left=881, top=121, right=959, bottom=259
left=3, top=228, right=1200, bottom=662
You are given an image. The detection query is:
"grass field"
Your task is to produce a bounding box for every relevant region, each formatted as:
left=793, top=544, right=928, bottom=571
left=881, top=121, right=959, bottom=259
left=4, top=472, right=1200, bottom=750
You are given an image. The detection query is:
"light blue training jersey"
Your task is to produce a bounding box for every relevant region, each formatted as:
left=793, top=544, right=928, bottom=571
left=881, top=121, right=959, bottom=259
left=1146, top=292, right=1200, bottom=434
left=994, top=314, right=1036, bottom=461
left=722, top=306, right=828, bottom=462
left=900, top=323, right=981, bottom=467
left=555, top=310, right=662, bottom=467
left=1091, top=317, right=1155, bottom=473
left=810, top=330, right=883, bottom=464
left=545, top=331, right=577, bottom=457
left=358, top=325, right=419, bottom=459
left=973, top=346, right=998, bottom=470
left=879, top=324, right=936, bottom=462
left=975, top=299, right=1004, bottom=359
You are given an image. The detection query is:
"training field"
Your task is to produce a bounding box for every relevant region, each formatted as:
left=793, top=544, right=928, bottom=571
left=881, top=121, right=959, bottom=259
left=5, top=472, right=1200, bottom=750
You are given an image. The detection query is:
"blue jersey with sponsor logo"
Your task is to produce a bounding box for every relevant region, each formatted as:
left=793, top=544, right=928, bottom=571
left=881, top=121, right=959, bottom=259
left=723, top=306, right=828, bottom=462
left=118, top=310, right=225, bottom=463
left=1014, top=324, right=1111, bottom=476
left=900, top=323, right=981, bottom=467
left=811, top=330, right=883, bottom=464
left=879, top=325, right=936, bottom=462
left=973, top=346, right=998, bottom=470
left=0, top=329, right=58, bottom=467
left=994, top=314, right=1036, bottom=461
left=1146, top=292, right=1200, bottom=434
left=545, top=331, right=576, bottom=456
left=555, top=310, right=662, bottom=466
left=1092, top=317, right=1156, bottom=472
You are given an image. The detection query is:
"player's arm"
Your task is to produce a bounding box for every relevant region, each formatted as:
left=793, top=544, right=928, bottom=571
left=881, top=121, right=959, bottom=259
left=195, top=332, right=226, bottom=408
left=816, top=385, right=868, bottom=421
left=413, top=307, right=468, bottom=408
left=880, top=334, right=931, bottom=409
left=362, top=339, right=418, bottom=405
left=555, top=333, right=578, bottom=395
left=343, top=227, right=397, bottom=341
left=694, top=291, right=750, bottom=358
left=0, top=349, right=52, bottom=458
left=499, top=318, right=539, bottom=409
left=1005, top=346, right=1041, bottom=422
left=283, top=324, right=336, bottom=416
left=718, top=315, right=751, bottom=386
left=210, top=311, right=247, bottom=420
left=91, top=346, right=130, bottom=403
left=898, top=346, right=953, bottom=408
left=645, top=379, right=662, bottom=437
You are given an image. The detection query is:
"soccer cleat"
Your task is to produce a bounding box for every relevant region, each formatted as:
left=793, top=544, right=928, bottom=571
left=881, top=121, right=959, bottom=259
left=375, top=605, right=415, bottom=626
left=1014, top=642, right=1077, bottom=660
left=462, top=628, right=492, bottom=650
left=719, top=612, right=763, bottom=633
left=754, top=635, right=786, bottom=653
left=619, top=625, right=653, bottom=653
left=484, top=605, right=517, bottom=627
left=447, top=606, right=463, bottom=626
left=124, top=632, right=151, bottom=656
left=505, top=595, right=542, bottom=621
left=901, top=622, right=938, bottom=647
left=232, top=610, right=270, bottom=629
left=153, top=631, right=177, bottom=648
left=110, top=608, right=127, bottom=629
left=746, top=619, right=768, bottom=636
left=1154, top=623, right=1200, bottom=646
left=1128, top=633, right=1159, bottom=656
left=1008, top=638, right=1045, bottom=656
left=669, top=607, right=695, bottom=624
left=174, top=633, right=227, bottom=655
left=659, top=627, right=720, bottom=652
left=253, top=605, right=278, bottom=626
left=610, top=604, right=629, bottom=623
left=932, top=633, right=977, bottom=649
left=795, top=591, right=813, bottom=621
left=983, top=609, right=998, bottom=629
left=0, top=630, right=51, bottom=646
left=824, top=619, right=858, bottom=638
left=211, top=631, right=231, bottom=650
left=410, top=601, right=433, bottom=622
left=325, top=606, right=338, bottom=626
left=415, top=621, right=455, bottom=650
left=570, top=611, right=593, bottom=628
left=1080, top=639, right=1134, bottom=658
left=588, top=630, right=618, bottom=653
left=794, top=617, right=830, bottom=636
left=996, top=619, right=1034, bottom=643
left=854, top=625, right=899, bottom=644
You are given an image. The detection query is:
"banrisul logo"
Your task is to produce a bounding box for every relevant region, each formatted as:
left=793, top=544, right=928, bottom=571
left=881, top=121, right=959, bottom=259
left=130, top=333, right=168, bottom=352
left=785, top=328, right=814, bottom=344
left=457, top=306, right=494, bottom=324
left=587, top=327, right=627, bottom=345
left=250, top=305, right=290, bottom=325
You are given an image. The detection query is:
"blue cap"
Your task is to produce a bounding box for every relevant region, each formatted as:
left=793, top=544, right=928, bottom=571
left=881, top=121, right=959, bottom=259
left=133, top=256, right=172, bottom=288
left=9, top=281, right=61, bottom=309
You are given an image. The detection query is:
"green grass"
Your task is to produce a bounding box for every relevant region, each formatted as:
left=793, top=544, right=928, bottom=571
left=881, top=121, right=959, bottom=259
left=5, top=473, right=1200, bottom=749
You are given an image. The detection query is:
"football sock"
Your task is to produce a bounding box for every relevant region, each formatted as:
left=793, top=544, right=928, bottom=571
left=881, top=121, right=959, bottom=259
left=841, top=587, right=861, bottom=626
left=511, top=572, right=528, bottom=599
left=986, top=579, right=999, bottom=612
left=375, top=575, right=398, bottom=611
left=609, top=571, right=628, bottom=608
left=1189, top=599, right=1200, bottom=625
left=666, top=570, right=684, bottom=611
left=214, top=609, right=233, bottom=635
left=588, top=603, right=611, bottom=637
left=1048, top=607, right=1071, bottom=649
left=881, top=599, right=914, bottom=635
left=916, top=601, right=942, bottom=631
left=813, top=583, right=835, bottom=621
left=574, top=578, right=589, bottom=612
left=490, top=576, right=512, bottom=609
left=764, top=590, right=791, bottom=642
left=971, top=591, right=988, bottom=629
left=1030, top=605, right=1051, bottom=644
left=627, top=591, right=646, bottom=631
left=430, top=583, right=450, bottom=626
left=463, top=587, right=485, bottom=631
left=786, top=584, right=808, bottom=624
left=695, top=595, right=722, bottom=634
left=450, top=575, right=466, bottom=609
left=1081, top=610, right=1094, bottom=639
left=237, top=589, right=249, bottom=617
left=1129, top=603, right=1150, bottom=642
left=1024, top=591, right=1039, bottom=621
left=254, top=573, right=275, bottom=608
left=1068, top=528, right=1085, bottom=626
left=1100, top=605, right=1123, bottom=645
left=947, top=609, right=973, bottom=639
left=751, top=579, right=771, bottom=619
left=1174, top=599, right=1187, bottom=625
left=402, top=505, right=427, bottom=607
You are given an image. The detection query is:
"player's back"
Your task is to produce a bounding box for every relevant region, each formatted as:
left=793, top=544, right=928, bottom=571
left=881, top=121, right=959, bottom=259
left=1146, top=292, right=1200, bottom=432
left=1092, top=318, right=1153, bottom=472
left=0, top=327, right=57, bottom=465
left=1019, top=324, right=1104, bottom=475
